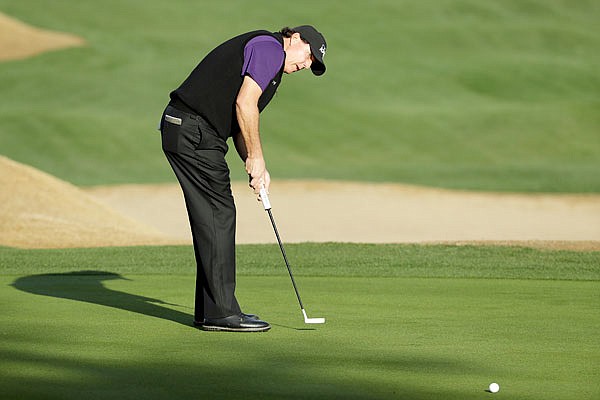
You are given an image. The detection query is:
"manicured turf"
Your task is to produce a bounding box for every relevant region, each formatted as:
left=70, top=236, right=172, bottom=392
left=1, top=244, right=599, bottom=399
left=0, top=0, right=599, bottom=191
left=1, top=0, right=599, bottom=398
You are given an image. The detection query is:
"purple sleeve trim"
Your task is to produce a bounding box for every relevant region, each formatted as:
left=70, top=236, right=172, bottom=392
left=242, top=36, right=284, bottom=92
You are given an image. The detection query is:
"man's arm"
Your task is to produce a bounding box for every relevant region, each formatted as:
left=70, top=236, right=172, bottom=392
left=232, top=130, right=248, bottom=161
left=236, top=75, right=270, bottom=194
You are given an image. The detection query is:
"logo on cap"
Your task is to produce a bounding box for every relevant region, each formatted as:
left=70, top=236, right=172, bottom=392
left=319, top=44, right=326, bottom=58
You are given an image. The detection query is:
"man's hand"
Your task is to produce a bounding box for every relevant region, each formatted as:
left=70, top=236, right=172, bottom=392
left=246, top=157, right=270, bottom=194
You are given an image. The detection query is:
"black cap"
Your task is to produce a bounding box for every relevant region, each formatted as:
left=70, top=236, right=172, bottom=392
left=293, top=25, right=327, bottom=76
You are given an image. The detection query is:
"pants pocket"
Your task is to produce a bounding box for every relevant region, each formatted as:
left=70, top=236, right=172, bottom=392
left=161, top=114, right=181, bottom=153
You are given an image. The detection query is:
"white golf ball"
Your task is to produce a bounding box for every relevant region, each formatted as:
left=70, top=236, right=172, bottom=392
left=489, top=382, right=500, bottom=393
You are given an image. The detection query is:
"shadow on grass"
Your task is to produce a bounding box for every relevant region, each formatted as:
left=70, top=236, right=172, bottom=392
left=5, top=273, right=501, bottom=399
left=0, top=344, right=484, bottom=400
left=11, top=270, right=193, bottom=327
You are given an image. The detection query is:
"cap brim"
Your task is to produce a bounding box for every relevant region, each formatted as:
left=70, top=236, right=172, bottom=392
left=311, top=62, right=326, bottom=76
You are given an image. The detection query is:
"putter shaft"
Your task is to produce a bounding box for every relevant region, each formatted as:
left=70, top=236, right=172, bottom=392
left=266, top=209, right=305, bottom=310
left=260, top=188, right=324, bottom=324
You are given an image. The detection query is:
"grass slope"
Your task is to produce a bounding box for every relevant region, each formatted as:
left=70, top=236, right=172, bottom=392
left=1, top=244, right=599, bottom=399
left=1, top=243, right=599, bottom=280
left=0, top=0, right=599, bottom=191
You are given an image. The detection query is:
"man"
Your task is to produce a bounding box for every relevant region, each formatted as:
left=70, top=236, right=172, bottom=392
left=160, top=26, right=327, bottom=332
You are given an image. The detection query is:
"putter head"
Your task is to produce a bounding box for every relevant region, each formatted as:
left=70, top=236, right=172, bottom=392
left=302, top=309, right=325, bottom=324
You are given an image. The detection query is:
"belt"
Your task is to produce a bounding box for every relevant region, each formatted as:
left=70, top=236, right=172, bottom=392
left=167, top=97, right=224, bottom=140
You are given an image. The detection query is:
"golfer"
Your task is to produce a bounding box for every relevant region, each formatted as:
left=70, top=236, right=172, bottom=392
left=160, top=26, right=327, bottom=332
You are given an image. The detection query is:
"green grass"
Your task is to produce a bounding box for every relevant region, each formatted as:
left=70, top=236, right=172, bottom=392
left=2, top=2, right=598, bottom=397
left=0, top=0, right=599, bottom=191
left=1, top=244, right=599, bottom=399
left=1, top=243, right=599, bottom=280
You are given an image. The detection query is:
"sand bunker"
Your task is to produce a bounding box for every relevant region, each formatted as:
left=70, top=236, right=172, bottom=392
left=86, top=181, right=600, bottom=251
left=0, top=12, right=84, bottom=62
left=2, top=156, right=599, bottom=251
left=0, top=156, right=172, bottom=249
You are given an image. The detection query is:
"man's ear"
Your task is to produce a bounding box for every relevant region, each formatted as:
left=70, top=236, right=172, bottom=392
left=291, top=32, right=302, bottom=43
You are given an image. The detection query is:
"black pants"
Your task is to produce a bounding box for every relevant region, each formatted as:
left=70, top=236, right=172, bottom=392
left=160, top=104, right=241, bottom=320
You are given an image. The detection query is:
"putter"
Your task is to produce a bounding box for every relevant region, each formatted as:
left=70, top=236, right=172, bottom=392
left=259, top=187, right=325, bottom=324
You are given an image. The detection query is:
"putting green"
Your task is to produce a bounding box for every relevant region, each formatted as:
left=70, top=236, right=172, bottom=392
left=1, top=273, right=598, bottom=399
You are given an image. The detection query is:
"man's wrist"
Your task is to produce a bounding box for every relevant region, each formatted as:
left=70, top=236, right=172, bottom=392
left=246, top=153, right=264, bottom=161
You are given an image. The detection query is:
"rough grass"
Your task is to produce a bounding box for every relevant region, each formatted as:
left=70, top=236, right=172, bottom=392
left=0, top=0, right=598, bottom=191
left=1, top=243, right=598, bottom=280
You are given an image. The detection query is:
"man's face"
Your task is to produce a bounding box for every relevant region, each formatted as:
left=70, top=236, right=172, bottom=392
left=283, top=33, right=314, bottom=74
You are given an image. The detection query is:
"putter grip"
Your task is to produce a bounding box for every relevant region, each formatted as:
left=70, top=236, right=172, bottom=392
left=260, top=187, right=271, bottom=210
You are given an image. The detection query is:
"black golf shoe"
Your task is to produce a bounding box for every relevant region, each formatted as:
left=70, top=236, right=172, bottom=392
left=193, top=313, right=259, bottom=327
left=200, top=314, right=271, bottom=332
